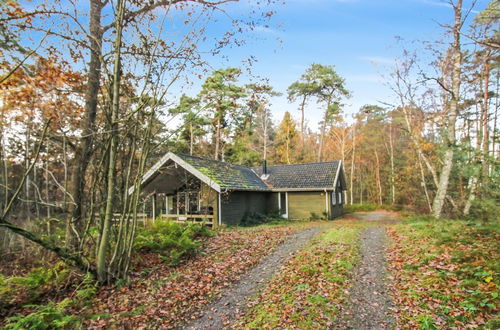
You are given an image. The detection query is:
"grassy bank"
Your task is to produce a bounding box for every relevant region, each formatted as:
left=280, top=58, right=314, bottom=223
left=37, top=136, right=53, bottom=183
left=343, top=203, right=400, bottom=214
left=387, top=217, right=499, bottom=328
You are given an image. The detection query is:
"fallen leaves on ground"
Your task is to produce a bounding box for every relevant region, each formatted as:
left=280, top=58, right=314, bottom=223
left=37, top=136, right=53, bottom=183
left=387, top=219, right=500, bottom=328
left=234, top=220, right=363, bottom=329
left=82, top=224, right=302, bottom=329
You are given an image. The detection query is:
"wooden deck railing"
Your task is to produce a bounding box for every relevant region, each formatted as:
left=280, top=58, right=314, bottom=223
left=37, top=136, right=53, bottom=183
left=158, top=213, right=214, bottom=225
left=96, top=213, right=214, bottom=226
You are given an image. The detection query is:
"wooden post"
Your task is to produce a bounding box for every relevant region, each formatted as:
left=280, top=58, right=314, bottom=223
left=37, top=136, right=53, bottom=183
left=325, top=190, right=329, bottom=219
left=152, top=194, right=156, bottom=221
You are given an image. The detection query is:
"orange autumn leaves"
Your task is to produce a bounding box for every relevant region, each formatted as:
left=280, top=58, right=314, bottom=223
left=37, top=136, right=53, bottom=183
left=1, top=57, right=84, bottom=132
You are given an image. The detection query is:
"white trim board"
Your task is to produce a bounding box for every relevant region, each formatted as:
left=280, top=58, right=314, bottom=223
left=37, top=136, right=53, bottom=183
left=128, top=152, right=222, bottom=195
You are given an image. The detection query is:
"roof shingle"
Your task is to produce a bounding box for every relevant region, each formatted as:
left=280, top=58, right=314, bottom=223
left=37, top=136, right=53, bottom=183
left=177, top=154, right=269, bottom=191
left=252, top=161, right=339, bottom=190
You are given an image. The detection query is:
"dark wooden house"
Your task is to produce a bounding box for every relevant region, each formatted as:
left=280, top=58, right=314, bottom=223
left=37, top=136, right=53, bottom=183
left=135, top=152, right=347, bottom=226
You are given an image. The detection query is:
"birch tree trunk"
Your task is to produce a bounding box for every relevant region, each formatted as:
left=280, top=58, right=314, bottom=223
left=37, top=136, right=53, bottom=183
left=388, top=122, right=396, bottom=205
left=464, top=54, right=490, bottom=215
left=481, top=55, right=490, bottom=181
left=432, top=0, right=462, bottom=219
left=417, top=153, right=432, bottom=212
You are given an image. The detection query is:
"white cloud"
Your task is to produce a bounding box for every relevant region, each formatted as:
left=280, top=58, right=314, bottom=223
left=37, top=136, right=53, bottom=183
left=417, top=0, right=452, bottom=8
left=252, top=25, right=280, bottom=35
left=359, top=56, right=395, bottom=65
left=346, top=74, right=383, bottom=83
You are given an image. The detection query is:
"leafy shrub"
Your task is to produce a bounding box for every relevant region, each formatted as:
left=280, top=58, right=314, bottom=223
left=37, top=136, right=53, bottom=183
left=469, top=197, right=498, bottom=222
left=240, top=211, right=286, bottom=226
left=5, top=299, right=80, bottom=329
left=134, top=221, right=213, bottom=266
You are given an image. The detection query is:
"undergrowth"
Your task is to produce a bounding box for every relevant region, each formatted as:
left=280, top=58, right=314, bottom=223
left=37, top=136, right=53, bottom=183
left=388, top=216, right=499, bottom=328
left=1, top=266, right=96, bottom=329
left=343, top=203, right=400, bottom=213
left=134, top=220, right=214, bottom=266
left=240, top=211, right=289, bottom=226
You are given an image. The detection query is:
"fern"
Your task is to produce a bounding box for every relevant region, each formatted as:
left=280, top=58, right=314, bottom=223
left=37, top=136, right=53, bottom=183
left=134, top=220, right=213, bottom=266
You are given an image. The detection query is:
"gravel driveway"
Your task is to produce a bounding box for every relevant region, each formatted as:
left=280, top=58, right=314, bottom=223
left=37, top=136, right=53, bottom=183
left=183, top=226, right=325, bottom=330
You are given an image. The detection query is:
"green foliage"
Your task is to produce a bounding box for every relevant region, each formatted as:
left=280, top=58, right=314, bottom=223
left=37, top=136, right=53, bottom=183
left=134, top=220, right=214, bottom=266
left=0, top=262, right=72, bottom=307
left=2, top=271, right=96, bottom=329
left=240, top=210, right=291, bottom=227
left=390, top=218, right=500, bottom=327
left=238, top=224, right=362, bottom=328
left=469, top=183, right=499, bottom=222
left=4, top=300, right=80, bottom=329
left=343, top=203, right=399, bottom=213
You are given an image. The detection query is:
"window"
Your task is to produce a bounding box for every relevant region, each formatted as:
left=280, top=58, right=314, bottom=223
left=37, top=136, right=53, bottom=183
left=331, top=191, right=337, bottom=205
left=338, top=192, right=342, bottom=205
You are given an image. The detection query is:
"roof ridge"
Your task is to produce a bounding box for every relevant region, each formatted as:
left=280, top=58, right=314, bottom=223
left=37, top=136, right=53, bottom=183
left=253, top=161, right=339, bottom=168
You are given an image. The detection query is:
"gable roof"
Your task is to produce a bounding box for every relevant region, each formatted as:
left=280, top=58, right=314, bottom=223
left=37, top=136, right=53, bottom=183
left=252, top=161, right=341, bottom=191
left=176, top=153, right=269, bottom=191
left=138, top=152, right=345, bottom=193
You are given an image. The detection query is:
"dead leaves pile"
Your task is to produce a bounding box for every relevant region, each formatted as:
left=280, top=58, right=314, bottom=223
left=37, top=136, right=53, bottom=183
left=84, top=226, right=295, bottom=329
left=387, top=221, right=499, bottom=328
left=234, top=225, right=361, bottom=329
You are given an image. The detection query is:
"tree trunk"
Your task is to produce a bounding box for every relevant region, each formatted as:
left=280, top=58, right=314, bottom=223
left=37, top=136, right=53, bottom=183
left=432, top=0, right=462, bottom=219
left=96, top=0, right=124, bottom=283
left=286, top=125, right=291, bottom=164
left=66, top=0, right=103, bottom=248
left=349, top=123, right=356, bottom=205
left=464, top=55, right=490, bottom=216
left=374, top=149, right=383, bottom=205
left=481, top=55, right=490, bottom=181
left=263, top=108, right=268, bottom=161
left=388, top=122, right=396, bottom=205
left=189, top=123, right=194, bottom=155
left=45, top=146, right=50, bottom=218
left=299, top=95, right=306, bottom=140
left=214, top=116, right=221, bottom=160
left=417, top=153, right=432, bottom=212
left=317, top=107, right=329, bottom=162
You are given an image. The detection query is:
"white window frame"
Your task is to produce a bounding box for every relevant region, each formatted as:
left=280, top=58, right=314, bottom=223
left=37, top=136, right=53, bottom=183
left=278, top=192, right=288, bottom=218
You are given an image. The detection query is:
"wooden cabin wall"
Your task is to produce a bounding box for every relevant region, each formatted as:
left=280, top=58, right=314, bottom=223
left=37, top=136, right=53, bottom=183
left=288, top=191, right=328, bottom=220
left=220, top=191, right=270, bottom=225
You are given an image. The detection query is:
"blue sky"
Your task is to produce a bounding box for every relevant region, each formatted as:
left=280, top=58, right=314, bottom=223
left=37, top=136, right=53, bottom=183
left=17, top=0, right=487, bottom=130
left=187, top=0, right=488, bottom=129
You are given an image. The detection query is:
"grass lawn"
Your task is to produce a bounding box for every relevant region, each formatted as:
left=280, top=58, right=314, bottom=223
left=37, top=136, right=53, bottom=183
left=387, top=217, right=500, bottom=329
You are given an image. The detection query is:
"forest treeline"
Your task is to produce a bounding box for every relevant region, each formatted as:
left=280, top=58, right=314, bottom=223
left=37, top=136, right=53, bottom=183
left=0, top=0, right=498, bottom=282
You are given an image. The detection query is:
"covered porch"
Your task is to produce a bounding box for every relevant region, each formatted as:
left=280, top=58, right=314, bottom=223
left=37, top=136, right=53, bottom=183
left=140, top=161, right=220, bottom=227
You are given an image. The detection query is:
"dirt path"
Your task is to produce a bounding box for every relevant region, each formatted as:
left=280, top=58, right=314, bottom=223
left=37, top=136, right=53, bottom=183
left=337, top=211, right=397, bottom=329
left=183, top=227, right=325, bottom=330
